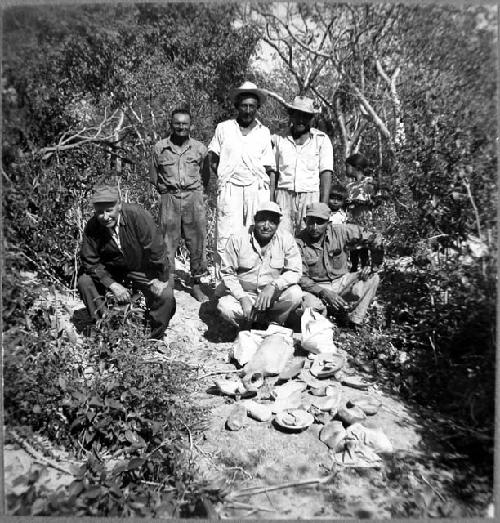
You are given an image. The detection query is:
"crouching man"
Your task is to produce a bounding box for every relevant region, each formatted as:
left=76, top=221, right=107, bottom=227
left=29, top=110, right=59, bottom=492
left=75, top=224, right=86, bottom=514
left=77, top=185, right=176, bottom=340
left=296, top=202, right=383, bottom=329
left=217, top=202, right=303, bottom=329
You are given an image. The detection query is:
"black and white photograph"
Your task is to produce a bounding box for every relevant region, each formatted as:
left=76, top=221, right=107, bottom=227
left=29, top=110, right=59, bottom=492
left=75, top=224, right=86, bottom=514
left=2, top=0, right=497, bottom=518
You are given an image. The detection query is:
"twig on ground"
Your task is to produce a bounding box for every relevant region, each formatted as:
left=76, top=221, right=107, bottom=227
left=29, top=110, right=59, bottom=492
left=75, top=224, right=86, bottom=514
left=197, top=369, right=240, bottom=380
left=226, top=466, right=253, bottom=480
left=180, top=420, right=193, bottom=453
left=226, top=501, right=276, bottom=512
left=416, top=472, right=446, bottom=502
left=227, top=476, right=331, bottom=499
left=140, top=480, right=175, bottom=492
left=8, top=429, right=75, bottom=475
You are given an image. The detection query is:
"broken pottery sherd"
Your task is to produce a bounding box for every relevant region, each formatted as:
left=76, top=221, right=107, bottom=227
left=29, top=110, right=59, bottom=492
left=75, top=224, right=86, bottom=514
left=309, top=385, right=327, bottom=396
left=275, top=409, right=314, bottom=431
left=214, top=379, right=247, bottom=397
left=341, top=376, right=369, bottom=391
left=347, top=423, right=393, bottom=453
left=347, top=396, right=382, bottom=416
left=320, top=421, right=347, bottom=452
left=272, top=380, right=307, bottom=400
left=310, top=354, right=346, bottom=379
left=225, top=404, right=248, bottom=431
left=337, top=405, right=367, bottom=425
left=309, top=393, right=342, bottom=414
left=272, top=391, right=303, bottom=414
left=278, top=359, right=305, bottom=381
left=243, top=400, right=273, bottom=422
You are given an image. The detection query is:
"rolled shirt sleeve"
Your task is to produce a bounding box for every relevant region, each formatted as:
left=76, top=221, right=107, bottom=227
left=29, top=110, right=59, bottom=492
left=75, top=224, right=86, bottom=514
left=80, top=227, right=118, bottom=289
left=318, top=134, right=334, bottom=173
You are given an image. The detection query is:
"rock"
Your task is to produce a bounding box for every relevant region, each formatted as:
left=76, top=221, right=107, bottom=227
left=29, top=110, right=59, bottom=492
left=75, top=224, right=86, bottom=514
left=243, top=400, right=273, bottom=422
left=320, top=421, right=347, bottom=451
left=272, top=391, right=303, bottom=413
left=310, top=385, right=327, bottom=396
left=347, top=396, right=381, bottom=416
left=341, top=376, right=369, bottom=391
left=309, top=394, right=342, bottom=414
left=310, top=354, right=346, bottom=378
left=337, top=405, right=366, bottom=425
left=272, top=381, right=307, bottom=400
left=225, top=405, right=247, bottom=431
left=348, top=424, right=393, bottom=453
left=215, top=379, right=246, bottom=396
left=278, top=359, right=305, bottom=381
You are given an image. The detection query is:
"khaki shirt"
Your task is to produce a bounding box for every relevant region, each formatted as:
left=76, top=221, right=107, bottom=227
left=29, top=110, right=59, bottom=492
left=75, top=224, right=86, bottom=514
left=150, top=136, right=207, bottom=192
left=296, top=223, right=383, bottom=294
left=221, top=227, right=302, bottom=300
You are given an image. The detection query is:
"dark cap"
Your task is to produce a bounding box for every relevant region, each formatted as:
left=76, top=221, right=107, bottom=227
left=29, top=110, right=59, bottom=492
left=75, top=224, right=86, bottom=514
left=91, top=185, right=120, bottom=204
left=305, top=202, right=330, bottom=221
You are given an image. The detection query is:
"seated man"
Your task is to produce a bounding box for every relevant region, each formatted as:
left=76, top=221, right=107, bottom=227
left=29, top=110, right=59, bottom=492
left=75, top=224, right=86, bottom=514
left=77, top=185, right=176, bottom=340
left=296, top=202, right=383, bottom=329
left=217, top=201, right=303, bottom=329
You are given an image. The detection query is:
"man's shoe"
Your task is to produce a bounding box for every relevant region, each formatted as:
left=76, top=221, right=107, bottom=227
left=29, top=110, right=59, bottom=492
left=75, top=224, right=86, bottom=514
left=192, top=283, right=209, bottom=303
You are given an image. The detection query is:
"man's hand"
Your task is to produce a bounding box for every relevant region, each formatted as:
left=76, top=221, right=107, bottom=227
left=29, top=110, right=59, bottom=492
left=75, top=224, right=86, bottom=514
left=254, top=284, right=276, bottom=311
left=359, top=266, right=372, bottom=281
left=109, top=282, right=131, bottom=303
left=149, top=278, right=169, bottom=297
left=320, top=288, right=348, bottom=311
left=239, top=296, right=254, bottom=320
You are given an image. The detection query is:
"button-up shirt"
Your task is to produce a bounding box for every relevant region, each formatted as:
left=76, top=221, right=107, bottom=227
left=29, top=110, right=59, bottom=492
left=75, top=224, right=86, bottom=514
left=150, top=136, right=208, bottom=192
left=208, top=119, right=275, bottom=189
left=221, top=227, right=302, bottom=300
left=80, top=203, right=170, bottom=287
left=273, top=128, right=334, bottom=192
left=296, top=223, right=383, bottom=295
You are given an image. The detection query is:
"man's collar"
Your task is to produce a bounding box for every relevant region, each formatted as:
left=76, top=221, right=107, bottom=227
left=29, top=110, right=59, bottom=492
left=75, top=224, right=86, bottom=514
left=165, top=135, right=192, bottom=150
left=233, top=118, right=262, bottom=129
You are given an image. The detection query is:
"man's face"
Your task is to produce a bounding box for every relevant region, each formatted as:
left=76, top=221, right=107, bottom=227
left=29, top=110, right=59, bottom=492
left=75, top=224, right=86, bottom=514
left=328, top=193, right=345, bottom=212
left=94, top=201, right=121, bottom=228
left=305, top=216, right=329, bottom=240
left=171, top=112, right=191, bottom=138
left=236, top=95, right=259, bottom=126
left=253, top=211, right=280, bottom=242
left=289, top=110, right=314, bottom=135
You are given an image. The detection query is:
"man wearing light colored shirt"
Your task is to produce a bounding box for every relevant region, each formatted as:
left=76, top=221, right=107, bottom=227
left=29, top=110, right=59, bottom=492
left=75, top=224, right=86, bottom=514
left=217, top=201, right=303, bottom=329
left=273, top=96, right=333, bottom=236
left=208, top=82, right=276, bottom=271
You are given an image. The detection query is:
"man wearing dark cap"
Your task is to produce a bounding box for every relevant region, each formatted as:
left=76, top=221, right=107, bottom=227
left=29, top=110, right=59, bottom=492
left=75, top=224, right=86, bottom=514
left=217, top=201, right=303, bottom=329
left=150, top=108, right=209, bottom=302
left=296, top=202, right=383, bottom=329
left=78, top=186, right=176, bottom=340
left=272, top=96, right=333, bottom=236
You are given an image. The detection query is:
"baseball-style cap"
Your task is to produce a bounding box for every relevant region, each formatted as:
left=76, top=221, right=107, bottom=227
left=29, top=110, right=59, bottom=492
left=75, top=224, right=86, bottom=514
left=91, top=185, right=120, bottom=204
left=254, top=201, right=283, bottom=217
left=305, top=202, right=331, bottom=221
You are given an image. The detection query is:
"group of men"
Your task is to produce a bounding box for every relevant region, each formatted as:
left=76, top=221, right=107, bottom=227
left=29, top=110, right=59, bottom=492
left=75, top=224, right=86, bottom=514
left=78, top=81, right=383, bottom=342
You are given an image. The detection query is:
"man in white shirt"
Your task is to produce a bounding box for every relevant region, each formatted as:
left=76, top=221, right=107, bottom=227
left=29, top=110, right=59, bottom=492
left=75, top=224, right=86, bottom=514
left=208, top=82, right=276, bottom=272
left=273, top=96, right=333, bottom=236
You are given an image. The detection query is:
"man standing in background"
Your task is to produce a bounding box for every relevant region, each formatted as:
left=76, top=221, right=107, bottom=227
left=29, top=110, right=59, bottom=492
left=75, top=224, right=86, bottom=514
left=208, top=81, right=276, bottom=273
left=150, top=108, right=209, bottom=302
left=273, top=96, right=333, bottom=236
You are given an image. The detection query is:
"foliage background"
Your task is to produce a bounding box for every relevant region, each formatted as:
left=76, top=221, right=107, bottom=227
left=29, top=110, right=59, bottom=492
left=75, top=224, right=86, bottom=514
left=2, top=1, right=497, bottom=517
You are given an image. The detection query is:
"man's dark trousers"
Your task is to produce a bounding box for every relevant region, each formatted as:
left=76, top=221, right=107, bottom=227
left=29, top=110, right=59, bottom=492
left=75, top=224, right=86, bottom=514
left=160, top=189, right=207, bottom=282
left=78, top=271, right=176, bottom=339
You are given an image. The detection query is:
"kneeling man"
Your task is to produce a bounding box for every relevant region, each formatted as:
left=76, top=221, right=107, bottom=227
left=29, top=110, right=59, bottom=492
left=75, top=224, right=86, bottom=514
left=78, top=185, right=176, bottom=340
left=217, top=202, right=303, bottom=329
left=296, top=202, right=383, bottom=328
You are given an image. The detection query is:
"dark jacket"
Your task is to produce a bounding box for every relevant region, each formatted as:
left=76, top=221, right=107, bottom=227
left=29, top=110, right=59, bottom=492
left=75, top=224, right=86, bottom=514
left=80, top=203, right=169, bottom=287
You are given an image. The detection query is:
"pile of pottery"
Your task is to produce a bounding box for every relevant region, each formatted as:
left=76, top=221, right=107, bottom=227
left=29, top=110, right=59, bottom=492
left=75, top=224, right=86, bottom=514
left=215, top=318, right=393, bottom=464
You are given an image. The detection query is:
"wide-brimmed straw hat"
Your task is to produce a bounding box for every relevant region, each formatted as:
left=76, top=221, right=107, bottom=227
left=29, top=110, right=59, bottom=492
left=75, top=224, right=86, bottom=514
left=286, top=95, right=317, bottom=115
left=230, top=81, right=267, bottom=106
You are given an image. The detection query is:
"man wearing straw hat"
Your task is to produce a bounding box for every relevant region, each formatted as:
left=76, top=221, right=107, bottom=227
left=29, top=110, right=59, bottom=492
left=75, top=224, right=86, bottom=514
left=208, top=81, right=276, bottom=272
left=273, top=95, right=333, bottom=236
left=77, top=185, right=176, bottom=341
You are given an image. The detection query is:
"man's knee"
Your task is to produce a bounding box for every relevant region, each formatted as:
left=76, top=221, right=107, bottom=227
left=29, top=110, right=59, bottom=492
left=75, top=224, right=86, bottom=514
left=77, top=273, right=94, bottom=293
left=301, top=291, right=325, bottom=312
left=279, top=284, right=303, bottom=307
left=217, top=296, right=236, bottom=323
